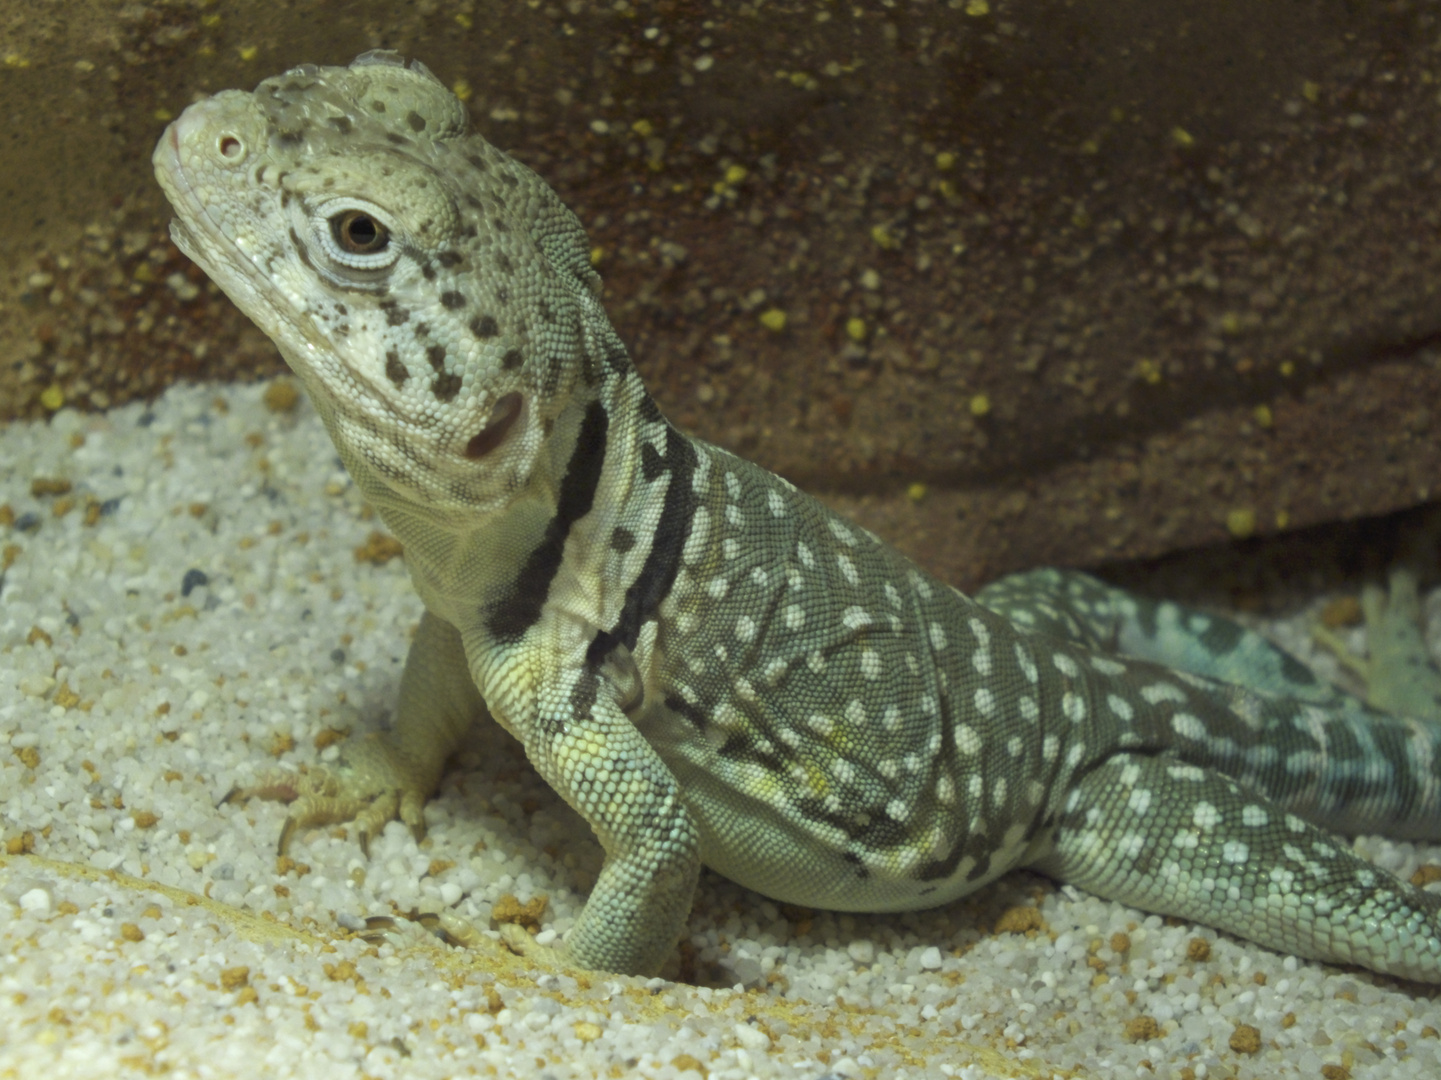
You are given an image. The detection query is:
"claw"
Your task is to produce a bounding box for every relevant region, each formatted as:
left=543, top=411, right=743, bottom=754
left=357, top=915, right=401, bottom=945
left=277, top=814, right=298, bottom=857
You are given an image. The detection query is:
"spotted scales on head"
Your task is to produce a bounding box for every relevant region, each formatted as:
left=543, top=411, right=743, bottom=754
left=156, top=51, right=1441, bottom=982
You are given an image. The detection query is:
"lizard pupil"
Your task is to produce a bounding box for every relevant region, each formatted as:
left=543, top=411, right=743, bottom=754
left=332, top=210, right=389, bottom=254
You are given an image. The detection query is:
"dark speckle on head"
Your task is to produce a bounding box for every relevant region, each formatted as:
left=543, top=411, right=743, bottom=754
left=501, top=172, right=520, bottom=188
left=495, top=253, right=514, bottom=274
left=501, top=348, right=523, bottom=371
left=421, top=263, right=437, bottom=281
left=406, top=110, right=427, bottom=132
left=492, top=218, right=509, bottom=234
left=471, top=315, right=499, bottom=339
left=464, top=194, right=484, bottom=211
left=538, top=300, right=553, bottom=323
left=414, top=322, right=430, bottom=337
left=436, top=251, right=464, bottom=268
left=369, top=98, right=387, bottom=113
left=329, top=115, right=352, bottom=134
left=289, top=227, right=315, bottom=272
left=496, top=287, right=510, bottom=305
left=385, top=132, right=410, bottom=146
left=466, top=153, right=489, bottom=172
left=380, top=301, right=409, bottom=326
left=426, top=344, right=447, bottom=372
left=610, top=527, right=635, bottom=553
left=440, top=290, right=466, bottom=309
left=432, top=373, right=462, bottom=402
left=385, top=351, right=408, bottom=386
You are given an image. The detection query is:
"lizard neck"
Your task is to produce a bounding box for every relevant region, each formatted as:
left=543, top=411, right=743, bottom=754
left=326, top=363, right=689, bottom=656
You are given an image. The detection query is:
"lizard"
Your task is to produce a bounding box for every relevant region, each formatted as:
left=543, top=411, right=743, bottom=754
left=152, top=52, right=1441, bottom=981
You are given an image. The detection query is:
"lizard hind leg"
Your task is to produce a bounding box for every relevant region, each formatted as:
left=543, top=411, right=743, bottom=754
left=1032, top=752, right=1441, bottom=983
left=978, top=567, right=1346, bottom=704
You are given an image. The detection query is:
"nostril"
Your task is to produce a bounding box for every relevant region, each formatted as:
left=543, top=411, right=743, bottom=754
left=463, top=392, right=523, bottom=460
left=217, top=134, right=244, bottom=159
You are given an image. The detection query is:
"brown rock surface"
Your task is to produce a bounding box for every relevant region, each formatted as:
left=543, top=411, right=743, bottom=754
left=3, top=1, right=1438, bottom=587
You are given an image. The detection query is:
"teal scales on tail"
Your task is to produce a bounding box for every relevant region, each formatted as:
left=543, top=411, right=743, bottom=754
left=152, top=52, right=1441, bottom=980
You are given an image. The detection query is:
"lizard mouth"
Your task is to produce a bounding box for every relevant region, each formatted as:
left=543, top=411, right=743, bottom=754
left=154, top=113, right=331, bottom=360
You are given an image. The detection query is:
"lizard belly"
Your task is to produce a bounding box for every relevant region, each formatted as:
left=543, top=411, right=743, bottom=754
left=632, top=638, right=1048, bottom=914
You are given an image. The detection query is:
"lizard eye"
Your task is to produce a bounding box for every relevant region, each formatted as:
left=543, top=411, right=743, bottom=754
left=309, top=199, right=402, bottom=277
left=331, top=210, right=389, bottom=254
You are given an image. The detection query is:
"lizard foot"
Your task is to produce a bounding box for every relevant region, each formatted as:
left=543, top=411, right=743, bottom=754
left=360, top=908, right=576, bottom=973
left=221, top=731, right=431, bottom=856
left=1314, top=564, right=1441, bottom=722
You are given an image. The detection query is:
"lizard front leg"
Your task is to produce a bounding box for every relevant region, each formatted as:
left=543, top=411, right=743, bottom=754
left=487, top=659, right=702, bottom=976
left=228, top=609, right=483, bottom=854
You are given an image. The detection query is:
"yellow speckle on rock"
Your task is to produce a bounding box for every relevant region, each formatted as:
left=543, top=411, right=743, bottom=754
left=1252, top=404, right=1273, bottom=428
left=870, top=224, right=898, bottom=249
left=455, top=12, right=473, bottom=28
left=1219, top=312, right=1243, bottom=335
left=589, top=246, right=605, bottom=265
left=39, top=384, right=65, bottom=411
left=238, top=45, right=258, bottom=62
left=1170, top=126, right=1195, bottom=149
left=154, top=108, right=174, bottom=123
left=1133, top=359, right=1163, bottom=385
left=969, top=393, right=991, bottom=417
left=1279, top=360, right=1295, bottom=376
left=631, top=118, right=654, bottom=137
left=759, top=309, right=787, bottom=332
left=1274, top=509, right=1290, bottom=529
left=724, top=164, right=748, bottom=185
left=575, top=1022, right=603, bottom=1043
left=935, top=151, right=955, bottom=170
left=201, top=13, right=221, bottom=27
left=3, top=53, right=31, bottom=69
left=845, top=318, right=867, bottom=342
left=1302, top=80, right=1321, bottom=104
left=452, top=79, right=472, bottom=101
left=906, top=483, right=927, bottom=503
left=965, top=0, right=990, bottom=15
left=1226, top=508, right=1257, bottom=539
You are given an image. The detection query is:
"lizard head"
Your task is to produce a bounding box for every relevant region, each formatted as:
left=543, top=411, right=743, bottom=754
left=153, top=52, right=614, bottom=515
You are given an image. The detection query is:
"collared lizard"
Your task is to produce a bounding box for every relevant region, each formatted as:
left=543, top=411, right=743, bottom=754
left=153, top=52, right=1441, bottom=981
